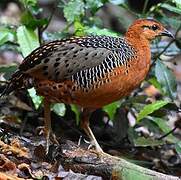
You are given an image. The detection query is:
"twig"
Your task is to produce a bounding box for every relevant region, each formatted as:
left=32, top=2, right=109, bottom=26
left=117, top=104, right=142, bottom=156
left=142, top=0, right=149, bottom=15
left=157, top=126, right=177, bottom=140
left=60, top=140, right=180, bottom=180
left=40, top=1, right=58, bottom=34
left=0, top=81, right=8, bottom=84
left=151, top=39, right=175, bottom=67
left=151, top=23, right=181, bottom=67
left=155, top=39, right=175, bottom=59
left=38, top=1, right=58, bottom=44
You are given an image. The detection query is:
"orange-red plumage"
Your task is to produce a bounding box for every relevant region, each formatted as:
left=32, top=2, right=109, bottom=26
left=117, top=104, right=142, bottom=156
left=1, top=19, right=174, bottom=153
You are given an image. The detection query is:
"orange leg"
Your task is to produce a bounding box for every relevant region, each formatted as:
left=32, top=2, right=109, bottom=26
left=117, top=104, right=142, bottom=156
left=81, top=108, right=103, bottom=153
left=44, top=98, right=59, bottom=153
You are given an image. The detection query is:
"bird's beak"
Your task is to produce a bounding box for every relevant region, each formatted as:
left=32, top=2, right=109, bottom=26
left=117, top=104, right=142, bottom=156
left=160, top=29, right=175, bottom=39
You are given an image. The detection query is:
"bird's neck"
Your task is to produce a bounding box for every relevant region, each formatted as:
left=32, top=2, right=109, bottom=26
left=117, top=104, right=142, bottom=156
left=124, top=30, right=151, bottom=70
left=125, top=30, right=150, bottom=50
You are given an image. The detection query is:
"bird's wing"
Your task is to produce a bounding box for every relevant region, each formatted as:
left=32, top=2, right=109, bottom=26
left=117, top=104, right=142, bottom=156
left=18, top=36, right=135, bottom=82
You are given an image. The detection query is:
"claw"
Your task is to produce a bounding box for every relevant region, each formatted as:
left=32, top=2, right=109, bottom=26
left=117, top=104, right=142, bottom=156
left=45, top=129, right=59, bottom=154
left=81, top=108, right=104, bottom=154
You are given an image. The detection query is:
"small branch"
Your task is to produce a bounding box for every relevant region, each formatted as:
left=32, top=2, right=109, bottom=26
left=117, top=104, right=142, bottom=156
left=0, top=81, right=8, bottom=84
left=59, top=140, right=180, bottom=180
left=142, top=0, right=149, bottom=15
left=150, top=41, right=173, bottom=68
left=38, top=1, right=58, bottom=44
left=154, top=39, right=175, bottom=59
left=40, top=2, right=57, bottom=33
left=157, top=126, right=177, bottom=140
left=150, top=23, right=181, bottom=68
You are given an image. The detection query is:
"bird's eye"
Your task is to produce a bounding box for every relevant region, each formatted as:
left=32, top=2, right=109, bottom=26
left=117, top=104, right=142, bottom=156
left=151, top=24, right=159, bottom=31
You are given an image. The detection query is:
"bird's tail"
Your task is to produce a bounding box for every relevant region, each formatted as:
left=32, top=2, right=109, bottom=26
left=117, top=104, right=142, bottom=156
left=0, top=71, right=32, bottom=97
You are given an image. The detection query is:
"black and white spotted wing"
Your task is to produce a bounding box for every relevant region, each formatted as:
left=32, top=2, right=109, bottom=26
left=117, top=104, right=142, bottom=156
left=17, top=36, right=136, bottom=88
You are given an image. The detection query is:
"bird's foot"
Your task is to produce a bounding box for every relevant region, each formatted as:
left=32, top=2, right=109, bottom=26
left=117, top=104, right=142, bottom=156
left=89, top=140, right=115, bottom=158
left=82, top=137, right=103, bottom=152
left=36, top=126, right=59, bottom=154
left=45, top=130, right=59, bottom=154
left=49, top=131, right=59, bottom=145
left=83, top=138, right=109, bottom=157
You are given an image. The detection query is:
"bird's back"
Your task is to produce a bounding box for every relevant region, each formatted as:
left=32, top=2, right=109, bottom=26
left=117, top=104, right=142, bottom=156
left=2, top=35, right=150, bottom=108
left=19, top=36, right=135, bottom=81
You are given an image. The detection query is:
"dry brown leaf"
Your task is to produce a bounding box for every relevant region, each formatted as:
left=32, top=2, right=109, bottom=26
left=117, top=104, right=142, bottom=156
left=9, top=96, right=32, bottom=111
left=2, top=115, right=21, bottom=125
left=0, top=172, right=25, bottom=180
left=17, top=163, right=30, bottom=170
left=0, top=154, right=16, bottom=172
left=18, top=162, right=46, bottom=179
left=0, top=138, right=29, bottom=158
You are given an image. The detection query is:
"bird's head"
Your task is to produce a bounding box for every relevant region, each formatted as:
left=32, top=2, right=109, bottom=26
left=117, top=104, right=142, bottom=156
left=126, top=18, right=174, bottom=41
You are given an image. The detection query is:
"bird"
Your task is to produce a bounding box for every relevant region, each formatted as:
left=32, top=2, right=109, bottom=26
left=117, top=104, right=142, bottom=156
left=1, top=18, right=174, bottom=154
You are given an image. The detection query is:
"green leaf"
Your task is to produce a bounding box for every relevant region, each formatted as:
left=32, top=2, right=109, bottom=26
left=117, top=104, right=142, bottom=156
left=28, top=88, right=43, bottom=109
left=63, top=0, right=85, bottom=24
left=19, top=0, right=37, bottom=7
left=103, top=101, right=121, bottom=120
left=74, top=20, right=85, bottom=36
left=85, top=0, right=103, bottom=13
left=175, top=141, right=181, bottom=155
left=21, top=11, right=48, bottom=29
left=21, top=11, right=35, bottom=27
left=0, top=64, right=18, bottom=80
left=52, top=103, right=66, bottom=117
left=151, top=117, right=179, bottom=143
left=71, top=104, right=80, bottom=125
left=19, top=0, right=41, bottom=15
left=161, top=3, right=181, bottom=15
left=151, top=117, right=171, bottom=133
left=17, top=26, right=39, bottom=57
left=173, top=0, right=181, bottom=8
left=85, top=26, right=118, bottom=36
left=109, top=0, right=125, bottom=5
left=137, top=100, right=169, bottom=122
left=155, top=60, right=177, bottom=100
left=161, top=16, right=181, bottom=30
left=0, top=64, right=17, bottom=73
left=44, top=31, right=69, bottom=41
left=133, top=137, right=164, bottom=147
left=0, top=28, right=15, bottom=45
left=148, top=77, right=163, bottom=93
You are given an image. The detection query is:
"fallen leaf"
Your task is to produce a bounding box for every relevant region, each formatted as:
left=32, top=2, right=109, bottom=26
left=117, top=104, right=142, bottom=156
left=0, top=172, right=24, bottom=180
left=0, top=154, right=16, bottom=172
left=0, top=138, right=29, bottom=158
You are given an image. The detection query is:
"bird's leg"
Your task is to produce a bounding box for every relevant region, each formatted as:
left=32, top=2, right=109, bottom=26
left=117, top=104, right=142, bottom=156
left=43, top=99, right=51, bottom=153
left=43, top=98, right=59, bottom=153
left=81, top=108, right=103, bottom=153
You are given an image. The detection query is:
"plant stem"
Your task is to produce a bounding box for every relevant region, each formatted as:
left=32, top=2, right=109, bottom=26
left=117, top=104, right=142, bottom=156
left=157, top=126, right=177, bottom=140
left=0, top=81, right=8, bottom=84
left=151, top=23, right=181, bottom=67
left=142, top=0, right=149, bottom=14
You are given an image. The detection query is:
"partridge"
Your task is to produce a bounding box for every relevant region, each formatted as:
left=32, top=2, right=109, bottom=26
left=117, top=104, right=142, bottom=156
left=1, top=19, right=174, bottom=153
